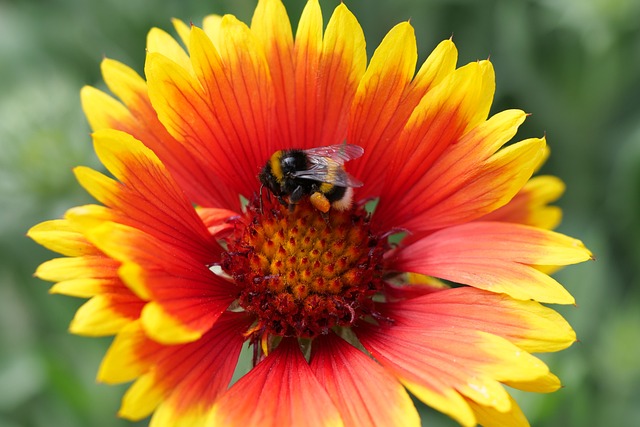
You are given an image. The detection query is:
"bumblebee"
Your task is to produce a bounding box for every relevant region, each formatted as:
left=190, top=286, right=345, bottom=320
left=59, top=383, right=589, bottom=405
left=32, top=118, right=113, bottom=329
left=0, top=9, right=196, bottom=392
left=258, top=144, right=364, bottom=213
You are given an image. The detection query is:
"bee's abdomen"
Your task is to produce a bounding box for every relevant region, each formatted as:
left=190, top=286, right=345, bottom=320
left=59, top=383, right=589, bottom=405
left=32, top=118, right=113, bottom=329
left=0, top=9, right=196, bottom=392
left=323, top=184, right=346, bottom=203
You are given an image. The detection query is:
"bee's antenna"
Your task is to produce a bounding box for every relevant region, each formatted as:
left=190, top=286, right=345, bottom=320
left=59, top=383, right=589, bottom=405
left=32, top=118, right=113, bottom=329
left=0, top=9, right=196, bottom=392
left=259, top=183, right=264, bottom=214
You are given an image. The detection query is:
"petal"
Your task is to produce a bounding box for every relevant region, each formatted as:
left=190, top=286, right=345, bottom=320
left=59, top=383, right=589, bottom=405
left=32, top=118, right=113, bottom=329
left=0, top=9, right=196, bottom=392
left=80, top=85, right=135, bottom=132
left=196, top=207, right=239, bottom=236
left=171, top=18, right=192, bottom=49
left=98, top=321, right=161, bottom=384
left=100, top=58, right=149, bottom=114
left=466, top=394, right=530, bottom=427
left=317, top=2, right=367, bottom=146
left=214, top=14, right=274, bottom=165
left=294, top=2, right=367, bottom=149
left=94, top=58, right=225, bottom=210
left=351, top=38, right=457, bottom=197
left=310, top=333, right=420, bottom=427
left=293, top=0, right=323, bottom=146
left=251, top=0, right=296, bottom=147
left=34, top=256, right=118, bottom=283
left=380, top=108, right=526, bottom=231
left=148, top=312, right=250, bottom=427
left=359, top=325, right=553, bottom=427
left=409, top=39, right=458, bottom=104
left=480, top=175, right=565, bottom=229
left=202, top=14, right=223, bottom=45
left=144, top=49, right=245, bottom=210
left=373, top=59, right=493, bottom=203
left=392, top=221, right=592, bottom=303
left=403, top=137, right=547, bottom=231
left=147, top=27, right=192, bottom=74
left=209, top=338, right=343, bottom=427
left=28, top=219, right=99, bottom=257
left=88, top=221, right=238, bottom=344
left=86, top=129, right=222, bottom=264
left=382, top=287, right=576, bottom=353
left=116, top=312, right=250, bottom=423
left=70, top=293, right=143, bottom=336
left=348, top=22, right=417, bottom=194
left=49, top=278, right=115, bottom=298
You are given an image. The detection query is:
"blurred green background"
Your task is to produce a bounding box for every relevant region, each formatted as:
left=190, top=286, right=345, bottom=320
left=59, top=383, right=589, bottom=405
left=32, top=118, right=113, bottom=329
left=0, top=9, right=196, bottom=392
left=1, top=0, right=639, bottom=426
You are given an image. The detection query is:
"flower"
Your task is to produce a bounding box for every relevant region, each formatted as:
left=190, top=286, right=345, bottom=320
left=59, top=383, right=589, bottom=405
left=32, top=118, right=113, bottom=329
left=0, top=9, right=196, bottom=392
left=28, top=0, right=592, bottom=426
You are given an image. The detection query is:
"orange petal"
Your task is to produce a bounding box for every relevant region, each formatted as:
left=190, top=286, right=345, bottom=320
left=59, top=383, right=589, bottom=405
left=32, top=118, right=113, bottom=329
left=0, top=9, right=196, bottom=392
left=393, top=221, right=591, bottom=304
left=409, top=137, right=546, bottom=230
left=351, top=38, right=457, bottom=199
left=114, top=312, right=249, bottom=422
left=348, top=22, right=417, bottom=195
left=251, top=0, right=296, bottom=147
left=480, top=175, right=565, bottom=229
left=296, top=2, right=366, bottom=149
left=371, top=62, right=507, bottom=231
left=213, top=15, right=274, bottom=170
left=310, top=333, right=420, bottom=427
left=144, top=49, right=245, bottom=210
left=293, top=0, right=323, bottom=148
left=377, top=108, right=526, bottom=231
left=209, top=338, right=343, bottom=427
left=89, top=129, right=221, bottom=264
left=95, top=58, right=225, bottom=210
left=88, top=221, right=238, bottom=344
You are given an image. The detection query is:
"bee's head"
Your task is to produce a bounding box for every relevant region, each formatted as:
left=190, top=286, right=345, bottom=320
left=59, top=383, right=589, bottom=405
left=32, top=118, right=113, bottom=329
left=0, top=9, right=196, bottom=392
left=258, top=160, right=281, bottom=195
left=279, top=150, right=308, bottom=177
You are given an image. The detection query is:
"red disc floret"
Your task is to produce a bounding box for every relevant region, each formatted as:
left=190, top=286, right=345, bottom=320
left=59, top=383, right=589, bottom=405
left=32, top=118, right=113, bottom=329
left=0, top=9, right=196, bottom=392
left=221, top=198, right=385, bottom=338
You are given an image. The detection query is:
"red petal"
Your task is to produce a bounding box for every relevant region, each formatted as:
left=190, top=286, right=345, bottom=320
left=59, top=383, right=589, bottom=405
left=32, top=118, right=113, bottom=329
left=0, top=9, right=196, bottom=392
left=113, top=312, right=250, bottom=422
left=358, top=323, right=552, bottom=427
left=147, top=312, right=250, bottom=425
left=310, top=333, right=420, bottom=427
left=381, top=287, right=576, bottom=353
left=391, top=221, right=590, bottom=304
left=209, top=338, right=342, bottom=427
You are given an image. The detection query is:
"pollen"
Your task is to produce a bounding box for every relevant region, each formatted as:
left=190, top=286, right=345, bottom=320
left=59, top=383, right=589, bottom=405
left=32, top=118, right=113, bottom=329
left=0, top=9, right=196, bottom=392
left=221, top=198, right=385, bottom=338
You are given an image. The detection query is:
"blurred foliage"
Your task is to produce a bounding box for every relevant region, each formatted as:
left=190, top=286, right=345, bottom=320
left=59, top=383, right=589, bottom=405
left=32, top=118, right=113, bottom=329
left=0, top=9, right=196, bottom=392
left=1, top=0, right=639, bottom=426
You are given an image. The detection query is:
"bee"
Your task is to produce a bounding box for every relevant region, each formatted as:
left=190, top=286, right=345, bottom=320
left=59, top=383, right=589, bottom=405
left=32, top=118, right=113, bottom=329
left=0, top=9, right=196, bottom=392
left=258, top=144, right=364, bottom=213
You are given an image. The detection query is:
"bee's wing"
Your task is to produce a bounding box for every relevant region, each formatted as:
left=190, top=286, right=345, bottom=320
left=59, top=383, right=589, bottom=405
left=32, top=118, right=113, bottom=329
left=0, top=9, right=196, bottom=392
left=292, top=156, right=364, bottom=188
left=302, top=144, right=364, bottom=165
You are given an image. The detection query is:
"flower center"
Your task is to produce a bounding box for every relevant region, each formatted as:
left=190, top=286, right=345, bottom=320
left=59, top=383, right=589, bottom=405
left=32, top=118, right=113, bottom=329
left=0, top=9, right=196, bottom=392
left=222, top=198, right=385, bottom=338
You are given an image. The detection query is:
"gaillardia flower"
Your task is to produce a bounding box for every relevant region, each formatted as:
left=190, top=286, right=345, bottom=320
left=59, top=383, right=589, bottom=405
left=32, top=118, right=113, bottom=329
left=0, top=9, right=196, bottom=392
left=28, top=0, right=592, bottom=426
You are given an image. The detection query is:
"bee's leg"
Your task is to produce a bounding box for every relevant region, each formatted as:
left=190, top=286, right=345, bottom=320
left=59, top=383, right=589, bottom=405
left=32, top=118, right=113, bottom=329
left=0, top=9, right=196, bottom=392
left=288, top=185, right=305, bottom=211
left=276, top=195, right=288, bottom=208
left=309, top=192, right=331, bottom=213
